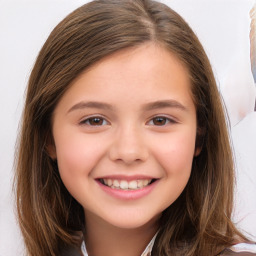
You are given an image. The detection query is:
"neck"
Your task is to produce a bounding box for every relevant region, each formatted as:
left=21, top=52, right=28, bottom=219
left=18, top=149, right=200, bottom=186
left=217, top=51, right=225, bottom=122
left=84, top=212, right=159, bottom=256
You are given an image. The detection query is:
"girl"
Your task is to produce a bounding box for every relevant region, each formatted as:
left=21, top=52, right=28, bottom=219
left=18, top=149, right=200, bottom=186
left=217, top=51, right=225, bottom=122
left=15, top=0, right=256, bottom=255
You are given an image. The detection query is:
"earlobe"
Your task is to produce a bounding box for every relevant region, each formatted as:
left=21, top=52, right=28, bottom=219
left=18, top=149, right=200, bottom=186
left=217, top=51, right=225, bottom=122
left=46, top=144, right=57, bottom=160
left=194, top=127, right=205, bottom=157
left=45, top=133, right=57, bottom=160
left=194, top=147, right=201, bottom=157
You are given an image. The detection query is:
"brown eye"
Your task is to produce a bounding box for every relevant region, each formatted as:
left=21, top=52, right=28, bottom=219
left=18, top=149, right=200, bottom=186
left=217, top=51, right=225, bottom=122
left=81, top=117, right=107, bottom=126
left=152, top=117, right=168, bottom=126
left=148, top=116, right=176, bottom=126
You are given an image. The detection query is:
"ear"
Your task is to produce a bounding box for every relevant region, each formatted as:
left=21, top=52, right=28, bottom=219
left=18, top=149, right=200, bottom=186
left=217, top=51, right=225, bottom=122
left=45, top=133, right=57, bottom=160
left=47, top=144, right=57, bottom=159
left=194, top=146, right=202, bottom=157
left=194, top=127, right=205, bottom=157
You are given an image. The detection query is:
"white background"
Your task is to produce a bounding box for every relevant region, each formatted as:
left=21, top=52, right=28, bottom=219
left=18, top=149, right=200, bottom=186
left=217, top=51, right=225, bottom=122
left=0, top=0, right=255, bottom=255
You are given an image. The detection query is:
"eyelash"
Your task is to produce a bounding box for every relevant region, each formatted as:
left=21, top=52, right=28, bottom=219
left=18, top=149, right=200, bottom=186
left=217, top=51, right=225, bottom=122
left=147, top=116, right=177, bottom=126
left=79, top=116, right=109, bottom=126
left=79, top=115, right=176, bottom=127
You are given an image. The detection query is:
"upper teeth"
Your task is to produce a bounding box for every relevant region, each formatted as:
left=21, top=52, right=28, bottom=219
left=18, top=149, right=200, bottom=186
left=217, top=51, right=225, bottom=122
left=102, top=179, right=152, bottom=190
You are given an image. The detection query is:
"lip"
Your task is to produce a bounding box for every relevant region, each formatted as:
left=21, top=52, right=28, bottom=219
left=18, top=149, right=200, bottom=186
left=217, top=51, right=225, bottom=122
left=96, top=177, right=159, bottom=200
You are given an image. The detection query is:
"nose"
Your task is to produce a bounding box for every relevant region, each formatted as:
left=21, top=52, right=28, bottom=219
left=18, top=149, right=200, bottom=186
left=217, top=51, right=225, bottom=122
left=108, top=124, right=149, bottom=165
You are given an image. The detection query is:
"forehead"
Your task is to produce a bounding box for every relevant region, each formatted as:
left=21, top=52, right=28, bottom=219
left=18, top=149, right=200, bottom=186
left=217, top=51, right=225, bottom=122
left=54, top=43, right=194, bottom=114
left=84, top=43, right=189, bottom=79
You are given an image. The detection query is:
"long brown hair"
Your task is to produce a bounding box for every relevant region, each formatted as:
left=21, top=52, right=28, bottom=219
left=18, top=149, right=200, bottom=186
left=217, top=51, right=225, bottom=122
left=15, top=0, right=247, bottom=255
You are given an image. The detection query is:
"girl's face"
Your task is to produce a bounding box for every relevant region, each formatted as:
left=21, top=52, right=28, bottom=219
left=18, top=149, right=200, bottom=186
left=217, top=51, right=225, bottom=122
left=51, top=43, right=198, bottom=229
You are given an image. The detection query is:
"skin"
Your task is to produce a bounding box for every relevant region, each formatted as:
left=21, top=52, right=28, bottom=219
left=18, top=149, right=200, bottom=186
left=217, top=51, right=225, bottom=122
left=50, top=43, right=198, bottom=256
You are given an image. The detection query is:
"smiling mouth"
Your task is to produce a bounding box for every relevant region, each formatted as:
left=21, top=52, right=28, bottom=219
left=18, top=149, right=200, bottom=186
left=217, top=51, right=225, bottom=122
left=98, top=178, right=156, bottom=190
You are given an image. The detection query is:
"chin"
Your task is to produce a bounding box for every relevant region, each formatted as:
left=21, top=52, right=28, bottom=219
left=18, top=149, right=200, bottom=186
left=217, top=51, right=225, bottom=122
left=103, top=211, right=161, bottom=230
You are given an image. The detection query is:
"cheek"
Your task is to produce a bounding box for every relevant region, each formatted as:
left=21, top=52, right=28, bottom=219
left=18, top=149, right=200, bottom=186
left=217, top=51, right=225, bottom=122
left=53, top=129, right=104, bottom=181
left=151, top=130, right=196, bottom=176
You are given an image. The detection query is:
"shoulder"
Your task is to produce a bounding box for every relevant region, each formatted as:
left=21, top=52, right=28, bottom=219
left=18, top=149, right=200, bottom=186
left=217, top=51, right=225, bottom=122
left=221, top=243, right=256, bottom=256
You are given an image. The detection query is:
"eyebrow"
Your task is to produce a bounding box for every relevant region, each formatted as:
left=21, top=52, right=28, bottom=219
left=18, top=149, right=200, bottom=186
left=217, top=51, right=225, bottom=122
left=67, top=101, right=114, bottom=114
left=142, top=100, right=188, bottom=112
left=67, top=99, right=188, bottom=114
